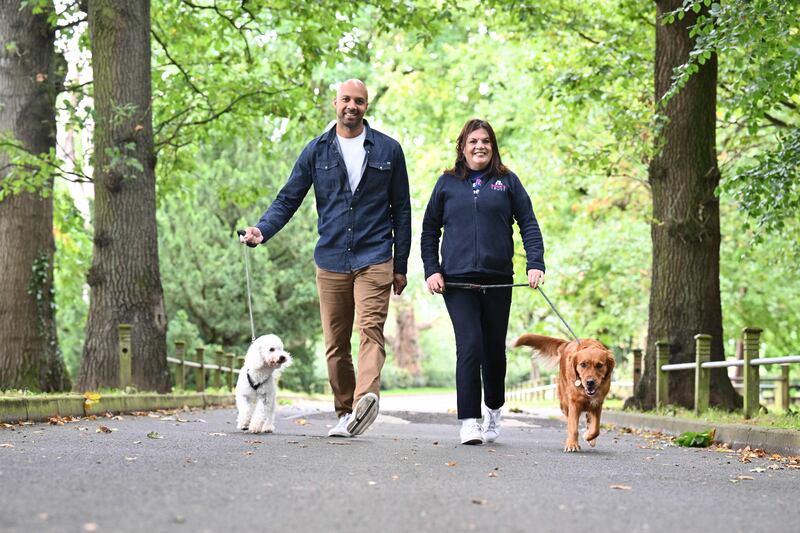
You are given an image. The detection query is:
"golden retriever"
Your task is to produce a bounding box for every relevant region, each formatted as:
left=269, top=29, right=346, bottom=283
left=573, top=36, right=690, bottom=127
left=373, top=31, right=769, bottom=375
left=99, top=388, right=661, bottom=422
left=513, top=334, right=615, bottom=452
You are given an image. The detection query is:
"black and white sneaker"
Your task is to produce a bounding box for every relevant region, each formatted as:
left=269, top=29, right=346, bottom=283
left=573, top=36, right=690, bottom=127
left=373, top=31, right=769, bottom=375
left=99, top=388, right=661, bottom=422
left=346, top=392, right=379, bottom=436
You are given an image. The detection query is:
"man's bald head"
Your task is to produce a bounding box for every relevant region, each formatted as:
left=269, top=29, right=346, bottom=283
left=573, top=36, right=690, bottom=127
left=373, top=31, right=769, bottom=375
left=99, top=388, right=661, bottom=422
left=336, top=79, right=369, bottom=102
left=333, top=79, right=369, bottom=137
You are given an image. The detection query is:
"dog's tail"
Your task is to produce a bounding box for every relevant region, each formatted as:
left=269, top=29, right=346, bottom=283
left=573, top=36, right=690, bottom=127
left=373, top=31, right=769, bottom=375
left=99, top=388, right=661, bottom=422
left=512, top=333, right=570, bottom=367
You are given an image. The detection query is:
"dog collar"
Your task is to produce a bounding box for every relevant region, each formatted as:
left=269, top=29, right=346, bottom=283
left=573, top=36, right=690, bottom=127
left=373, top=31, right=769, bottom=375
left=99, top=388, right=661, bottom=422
left=247, top=371, right=267, bottom=390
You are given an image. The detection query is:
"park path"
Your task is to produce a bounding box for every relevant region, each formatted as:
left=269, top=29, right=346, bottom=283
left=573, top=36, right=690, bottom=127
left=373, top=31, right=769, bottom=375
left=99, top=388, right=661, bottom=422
left=1, top=395, right=798, bottom=533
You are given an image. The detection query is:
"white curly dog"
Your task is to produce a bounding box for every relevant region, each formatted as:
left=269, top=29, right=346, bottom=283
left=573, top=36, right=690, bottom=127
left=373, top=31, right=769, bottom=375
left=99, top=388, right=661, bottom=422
left=235, top=334, right=292, bottom=433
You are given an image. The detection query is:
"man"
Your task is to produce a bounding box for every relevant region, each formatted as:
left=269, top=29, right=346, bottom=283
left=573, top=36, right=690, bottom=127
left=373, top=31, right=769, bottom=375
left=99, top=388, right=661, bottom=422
left=240, top=79, right=411, bottom=438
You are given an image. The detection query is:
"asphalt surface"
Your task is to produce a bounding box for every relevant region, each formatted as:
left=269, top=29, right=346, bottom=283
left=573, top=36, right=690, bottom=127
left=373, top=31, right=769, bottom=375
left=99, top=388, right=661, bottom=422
left=1, top=400, right=798, bottom=533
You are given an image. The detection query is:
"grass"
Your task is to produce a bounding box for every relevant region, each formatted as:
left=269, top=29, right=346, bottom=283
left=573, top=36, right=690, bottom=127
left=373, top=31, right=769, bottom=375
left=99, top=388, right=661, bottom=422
left=626, top=405, right=800, bottom=431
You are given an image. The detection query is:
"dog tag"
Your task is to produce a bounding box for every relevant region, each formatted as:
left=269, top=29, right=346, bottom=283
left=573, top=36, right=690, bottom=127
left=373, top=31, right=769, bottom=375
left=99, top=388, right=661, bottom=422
left=574, top=379, right=582, bottom=388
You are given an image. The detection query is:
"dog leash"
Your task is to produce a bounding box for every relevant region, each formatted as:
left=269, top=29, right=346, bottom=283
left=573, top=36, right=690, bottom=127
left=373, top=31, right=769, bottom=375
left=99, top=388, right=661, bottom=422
left=236, top=230, right=257, bottom=343
left=444, top=282, right=579, bottom=342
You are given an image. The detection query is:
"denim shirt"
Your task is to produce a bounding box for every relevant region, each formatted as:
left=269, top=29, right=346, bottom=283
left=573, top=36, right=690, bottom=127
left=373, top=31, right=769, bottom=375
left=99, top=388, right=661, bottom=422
left=256, top=121, right=411, bottom=274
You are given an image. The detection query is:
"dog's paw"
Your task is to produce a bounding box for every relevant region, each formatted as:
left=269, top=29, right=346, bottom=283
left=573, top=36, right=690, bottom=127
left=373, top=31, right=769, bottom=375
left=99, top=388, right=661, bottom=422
left=262, top=424, right=275, bottom=434
left=583, top=431, right=599, bottom=447
left=563, top=440, right=581, bottom=452
left=248, top=425, right=264, bottom=434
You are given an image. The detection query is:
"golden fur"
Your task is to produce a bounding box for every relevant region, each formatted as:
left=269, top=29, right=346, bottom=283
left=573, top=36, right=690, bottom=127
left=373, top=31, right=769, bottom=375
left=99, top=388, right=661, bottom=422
left=513, top=333, right=615, bottom=452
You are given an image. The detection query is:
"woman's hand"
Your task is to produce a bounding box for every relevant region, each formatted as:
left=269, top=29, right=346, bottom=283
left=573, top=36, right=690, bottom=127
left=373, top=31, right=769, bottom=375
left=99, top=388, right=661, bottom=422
left=426, top=273, right=445, bottom=294
left=528, top=269, right=544, bottom=288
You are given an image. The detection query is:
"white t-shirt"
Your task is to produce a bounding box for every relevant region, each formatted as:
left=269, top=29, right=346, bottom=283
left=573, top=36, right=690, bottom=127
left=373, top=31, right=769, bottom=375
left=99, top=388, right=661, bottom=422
left=337, top=129, right=366, bottom=193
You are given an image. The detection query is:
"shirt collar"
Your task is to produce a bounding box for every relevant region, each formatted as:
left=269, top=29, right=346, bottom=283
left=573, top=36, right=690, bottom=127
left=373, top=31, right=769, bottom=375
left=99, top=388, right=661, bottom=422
left=326, top=119, right=374, bottom=146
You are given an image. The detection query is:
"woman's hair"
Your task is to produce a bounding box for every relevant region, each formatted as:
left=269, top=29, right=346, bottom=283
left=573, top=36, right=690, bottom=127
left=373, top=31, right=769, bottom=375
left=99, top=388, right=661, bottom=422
left=444, top=118, right=508, bottom=180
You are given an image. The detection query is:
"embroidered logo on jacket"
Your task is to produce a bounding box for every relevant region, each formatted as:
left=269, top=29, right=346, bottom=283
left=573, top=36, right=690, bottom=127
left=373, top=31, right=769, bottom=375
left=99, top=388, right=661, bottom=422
left=490, top=181, right=506, bottom=192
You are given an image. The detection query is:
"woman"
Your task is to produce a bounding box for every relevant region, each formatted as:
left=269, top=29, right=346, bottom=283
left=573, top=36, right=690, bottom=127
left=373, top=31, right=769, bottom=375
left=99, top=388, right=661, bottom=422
left=421, top=119, right=545, bottom=445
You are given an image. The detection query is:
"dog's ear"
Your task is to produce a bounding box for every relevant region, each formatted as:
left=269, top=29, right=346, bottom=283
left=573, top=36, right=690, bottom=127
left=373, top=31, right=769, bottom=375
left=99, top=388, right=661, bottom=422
left=604, top=352, right=616, bottom=380
left=563, top=344, right=579, bottom=384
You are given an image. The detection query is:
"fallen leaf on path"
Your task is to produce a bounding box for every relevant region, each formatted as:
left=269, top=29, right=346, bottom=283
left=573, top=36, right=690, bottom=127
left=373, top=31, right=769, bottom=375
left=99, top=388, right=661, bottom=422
left=767, top=464, right=782, bottom=470
left=244, top=451, right=254, bottom=456
left=488, top=472, right=498, bottom=478
left=96, top=426, right=112, bottom=434
left=294, top=418, right=308, bottom=426
left=1, top=443, right=14, bottom=448
left=471, top=498, right=487, bottom=505
left=83, top=392, right=101, bottom=407
left=750, top=467, right=766, bottom=473
left=391, top=475, right=399, bottom=480
left=446, top=461, right=457, bottom=467
left=1, top=423, right=14, bottom=429
left=208, top=432, right=227, bottom=437
left=124, top=456, right=136, bottom=461
left=368, top=481, right=377, bottom=486
left=83, top=523, right=97, bottom=532
left=147, top=431, right=163, bottom=439
left=327, top=441, right=352, bottom=445
left=609, top=485, right=632, bottom=490
left=736, top=475, right=754, bottom=481
left=245, top=440, right=262, bottom=444
left=287, top=440, right=299, bottom=444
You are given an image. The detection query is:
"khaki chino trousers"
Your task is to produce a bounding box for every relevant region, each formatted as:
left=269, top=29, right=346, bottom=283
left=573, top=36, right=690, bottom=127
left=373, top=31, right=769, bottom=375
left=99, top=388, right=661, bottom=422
left=316, top=259, right=394, bottom=418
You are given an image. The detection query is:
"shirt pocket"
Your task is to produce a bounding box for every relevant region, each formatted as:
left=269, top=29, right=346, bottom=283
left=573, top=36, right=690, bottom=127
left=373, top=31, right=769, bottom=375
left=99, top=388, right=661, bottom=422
left=364, top=159, right=392, bottom=192
left=314, top=159, right=341, bottom=192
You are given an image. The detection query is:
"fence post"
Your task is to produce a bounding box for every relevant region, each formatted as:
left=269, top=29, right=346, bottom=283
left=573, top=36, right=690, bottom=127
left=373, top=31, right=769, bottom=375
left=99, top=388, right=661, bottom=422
left=655, top=340, right=670, bottom=408
left=195, top=347, right=206, bottom=393
left=632, top=348, right=643, bottom=392
left=214, top=349, right=224, bottom=389
left=175, top=341, right=186, bottom=390
left=742, top=327, right=762, bottom=419
left=694, top=334, right=711, bottom=415
left=775, top=365, right=790, bottom=412
left=118, top=324, right=132, bottom=389
left=226, top=353, right=236, bottom=391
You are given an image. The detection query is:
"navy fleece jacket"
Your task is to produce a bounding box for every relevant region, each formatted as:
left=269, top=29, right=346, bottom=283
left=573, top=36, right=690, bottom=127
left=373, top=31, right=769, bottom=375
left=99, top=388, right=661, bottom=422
left=420, top=170, right=545, bottom=279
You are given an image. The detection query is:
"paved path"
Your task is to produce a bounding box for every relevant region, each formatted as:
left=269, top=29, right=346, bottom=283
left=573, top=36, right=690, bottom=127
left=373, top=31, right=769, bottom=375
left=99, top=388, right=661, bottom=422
left=1, top=397, right=798, bottom=533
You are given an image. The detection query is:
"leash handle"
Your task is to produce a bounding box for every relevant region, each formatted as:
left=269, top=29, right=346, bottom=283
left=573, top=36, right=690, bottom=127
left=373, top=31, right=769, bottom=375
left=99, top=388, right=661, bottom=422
left=236, top=230, right=257, bottom=343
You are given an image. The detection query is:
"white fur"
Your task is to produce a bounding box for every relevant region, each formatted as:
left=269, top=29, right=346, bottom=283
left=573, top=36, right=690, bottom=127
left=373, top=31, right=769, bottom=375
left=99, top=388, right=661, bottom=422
left=235, top=334, right=292, bottom=433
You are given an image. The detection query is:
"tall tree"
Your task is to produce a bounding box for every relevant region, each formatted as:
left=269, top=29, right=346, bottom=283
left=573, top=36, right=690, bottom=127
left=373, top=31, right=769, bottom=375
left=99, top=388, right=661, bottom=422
left=629, top=1, right=739, bottom=410
left=76, top=1, right=169, bottom=391
left=0, top=1, right=70, bottom=391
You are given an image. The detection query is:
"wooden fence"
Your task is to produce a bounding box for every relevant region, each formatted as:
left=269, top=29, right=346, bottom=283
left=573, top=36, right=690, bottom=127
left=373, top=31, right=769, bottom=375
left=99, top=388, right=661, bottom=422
left=655, top=328, right=800, bottom=418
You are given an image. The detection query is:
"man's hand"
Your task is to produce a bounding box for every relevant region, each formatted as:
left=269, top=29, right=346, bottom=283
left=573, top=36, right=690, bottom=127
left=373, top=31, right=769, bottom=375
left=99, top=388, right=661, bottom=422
left=393, top=273, right=407, bottom=295
left=239, top=226, right=264, bottom=246
left=426, top=273, right=444, bottom=294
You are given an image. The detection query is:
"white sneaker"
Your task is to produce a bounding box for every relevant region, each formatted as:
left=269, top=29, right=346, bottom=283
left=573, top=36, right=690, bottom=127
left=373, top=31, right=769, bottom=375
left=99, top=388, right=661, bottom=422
left=347, top=392, right=379, bottom=436
left=482, top=406, right=502, bottom=443
left=460, top=418, right=483, bottom=445
left=327, top=413, right=352, bottom=437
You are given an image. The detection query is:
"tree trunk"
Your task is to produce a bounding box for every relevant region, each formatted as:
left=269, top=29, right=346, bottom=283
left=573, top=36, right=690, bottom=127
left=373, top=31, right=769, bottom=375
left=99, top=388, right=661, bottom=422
left=76, top=0, right=169, bottom=392
left=0, top=2, right=70, bottom=391
left=390, top=295, right=423, bottom=377
left=627, top=0, right=740, bottom=410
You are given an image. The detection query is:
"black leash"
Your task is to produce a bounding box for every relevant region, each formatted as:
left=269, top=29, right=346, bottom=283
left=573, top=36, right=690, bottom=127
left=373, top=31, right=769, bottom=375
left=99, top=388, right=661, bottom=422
left=444, top=282, right=579, bottom=342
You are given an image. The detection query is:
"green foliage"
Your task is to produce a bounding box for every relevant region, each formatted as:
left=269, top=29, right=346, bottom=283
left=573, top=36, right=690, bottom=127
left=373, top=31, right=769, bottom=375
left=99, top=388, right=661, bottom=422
left=674, top=428, right=716, bottom=447
left=52, top=184, right=92, bottom=378
left=158, top=133, right=322, bottom=392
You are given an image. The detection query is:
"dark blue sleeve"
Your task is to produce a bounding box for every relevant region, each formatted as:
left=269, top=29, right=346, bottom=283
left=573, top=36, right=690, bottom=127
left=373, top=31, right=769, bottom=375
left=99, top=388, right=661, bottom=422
left=509, top=173, right=545, bottom=272
left=255, top=143, right=314, bottom=242
left=390, top=143, right=412, bottom=275
left=420, top=177, right=444, bottom=279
